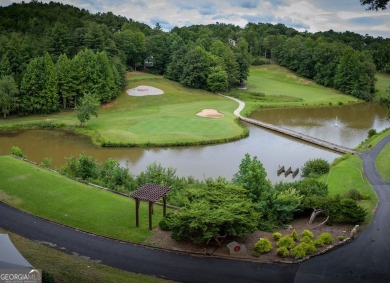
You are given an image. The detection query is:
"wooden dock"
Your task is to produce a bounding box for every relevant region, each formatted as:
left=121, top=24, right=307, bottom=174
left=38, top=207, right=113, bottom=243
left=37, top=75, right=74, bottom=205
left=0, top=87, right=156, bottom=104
left=224, top=95, right=356, bottom=155
left=240, top=116, right=356, bottom=154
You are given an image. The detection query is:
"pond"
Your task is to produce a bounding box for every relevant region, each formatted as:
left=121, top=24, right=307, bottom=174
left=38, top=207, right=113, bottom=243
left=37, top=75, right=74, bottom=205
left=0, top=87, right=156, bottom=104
left=0, top=103, right=388, bottom=183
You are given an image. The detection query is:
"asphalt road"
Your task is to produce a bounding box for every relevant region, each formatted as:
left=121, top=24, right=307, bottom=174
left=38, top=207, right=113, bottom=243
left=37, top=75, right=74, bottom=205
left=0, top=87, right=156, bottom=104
left=1, top=135, right=389, bottom=283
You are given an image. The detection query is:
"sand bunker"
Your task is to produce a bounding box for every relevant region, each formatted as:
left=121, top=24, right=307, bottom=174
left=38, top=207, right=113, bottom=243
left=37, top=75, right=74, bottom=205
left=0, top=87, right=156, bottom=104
left=196, top=109, right=225, bottom=118
left=126, top=85, right=164, bottom=96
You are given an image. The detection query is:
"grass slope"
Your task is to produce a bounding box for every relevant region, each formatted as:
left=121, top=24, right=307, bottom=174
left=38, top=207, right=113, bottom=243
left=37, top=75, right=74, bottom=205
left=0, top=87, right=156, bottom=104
left=232, top=65, right=360, bottom=114
left=0, top=156, right=168, bottom=243
left=0, top=228, right=171, bottom=283
left=376, top=142, right=390, bottom=182
left=376, top=73, right=390, bottom=94
left=319, top=155, right=378, bottom=224
left=0, top=73, right=246, bottom=146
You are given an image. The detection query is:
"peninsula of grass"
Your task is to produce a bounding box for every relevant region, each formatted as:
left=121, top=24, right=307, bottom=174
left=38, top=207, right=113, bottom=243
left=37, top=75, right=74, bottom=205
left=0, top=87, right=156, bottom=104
left=0, top=72, right=247, bottom=147
left=0, top=156, right=170, bottom=243
left=319, top=154, right=378, bottom=224
left=376, top=142, right=390, bottom=182
left=357, top=128, right=390, bottom=151
left=0, top=228, right=171, bottom=283
left=228, top=65, right=360, bottom=115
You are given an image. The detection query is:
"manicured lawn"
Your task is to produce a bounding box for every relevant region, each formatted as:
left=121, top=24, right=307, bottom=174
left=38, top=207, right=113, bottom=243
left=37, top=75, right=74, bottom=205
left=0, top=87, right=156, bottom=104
left=0, top=73, right=246, bottom=146
left=376, top=73, right=390, bottom=94
left=236, top=65, right=360, bottom=114
left=319, top=155, right=378, bottom=224
left=0, top=228, right=171, bottom=283
left=376, top=142, right=390, bottom=182
left=0, top=156, right=169, bottom=243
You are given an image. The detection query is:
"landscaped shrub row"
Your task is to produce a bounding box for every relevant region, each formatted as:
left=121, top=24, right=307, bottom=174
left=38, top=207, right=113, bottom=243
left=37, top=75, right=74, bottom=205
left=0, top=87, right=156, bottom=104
left=253, top=229, right=336, bottom=259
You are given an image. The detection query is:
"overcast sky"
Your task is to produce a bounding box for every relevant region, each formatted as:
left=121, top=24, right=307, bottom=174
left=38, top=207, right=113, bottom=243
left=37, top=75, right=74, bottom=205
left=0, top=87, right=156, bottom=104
left=3, top=0, right=390, bottom=38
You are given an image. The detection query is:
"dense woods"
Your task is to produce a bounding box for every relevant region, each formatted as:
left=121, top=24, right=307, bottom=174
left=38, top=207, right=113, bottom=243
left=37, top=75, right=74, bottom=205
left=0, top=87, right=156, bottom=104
left=0, top=1, right=389, bottom=118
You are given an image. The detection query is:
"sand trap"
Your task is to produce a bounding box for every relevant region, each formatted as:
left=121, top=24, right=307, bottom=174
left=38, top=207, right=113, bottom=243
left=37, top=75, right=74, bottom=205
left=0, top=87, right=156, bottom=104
left=126, top=85, right=164, bottom=96
left=196, top=109, right=225, bottom=118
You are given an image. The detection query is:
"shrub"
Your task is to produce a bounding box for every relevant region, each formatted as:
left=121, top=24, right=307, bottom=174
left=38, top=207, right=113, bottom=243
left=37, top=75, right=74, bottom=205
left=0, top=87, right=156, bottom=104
left=330, top=198, right=367, bottom=224
left=345, top=189, right=369, bottom=200
left=291, top=229, right=299, bottom=242
left=40, top=157, right=52, bottom=168
left=291, top=243, right=307, bottom=259
left=301, top=235, right=313, bottom=244
left=158, top=213, right=175, bottom=231
left=367, top=128, right=377, bottom=138
left=301, top=229, right=314, bottom=240
left=254, top=238, right=273, bottom=254
left=314, top=237, right=324, bottom=248
left=318, top=232, right=333, bottom=245
left=273, top=232, right=282, bottom=241
left=277, top=235, right=295, bottom=250
left=10, top=146, right=26, bottom=158
left=276, top=246, right=289, bottom=258
left=305, top=242, right=317, bottom=255
left=301, top=158, right=330, bottom=177
left=338, top=235, right=346, bottom=241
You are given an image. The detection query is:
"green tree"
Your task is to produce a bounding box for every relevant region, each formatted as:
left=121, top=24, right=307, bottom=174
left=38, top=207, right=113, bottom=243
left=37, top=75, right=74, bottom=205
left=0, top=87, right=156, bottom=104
left=75, top=94, right=100, bottom=126
left=361, top=0, right=389, bottom=10
left=56, top=54, right=75, bottom=109
left=232, top=153, right=272, bottom=203
left=165, top=182, right=259, bottom=244
left=301, top=158, right=330, bottom=177
left=20, top=53, right=59, bottom=114
left=0, top=75, right=18, bottom=118
left=207, top=66, right=228, bottom=93
left=375, top=86, right=390, bottom=119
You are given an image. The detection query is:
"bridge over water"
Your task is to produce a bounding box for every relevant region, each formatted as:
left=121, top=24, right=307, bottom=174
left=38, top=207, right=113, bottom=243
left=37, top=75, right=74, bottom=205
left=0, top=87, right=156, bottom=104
left=225, top=96, right=357, bottom=155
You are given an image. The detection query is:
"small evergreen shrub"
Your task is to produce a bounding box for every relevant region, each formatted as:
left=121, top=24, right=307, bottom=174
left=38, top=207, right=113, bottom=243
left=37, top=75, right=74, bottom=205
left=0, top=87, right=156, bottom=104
left=305, top=242, right=317, bottom=255
left=301, top=229, right=314, bottom=240
left=345, top=189, right=369, bottom=200
left=301, top=235, right=313, bottom=244
left=318, top=232, right=333, bottom=245
left=291, top=229, right=299, bottom=242
left=273, top=232, right=282, bottom=241
left=276, top=246, right=289, bottom=258
left=301, top=158, right=330, bottom=177
left=254, top=237, right=273, bottom=254
left=338, top=235, right=346, bottom=241
left=314, top=237, right=324, bottom=248
left=277, top=235, right=295, bottom=250
left=367, top=128, right=377, bottom=138
left=291, top=243, right=307, bottom=259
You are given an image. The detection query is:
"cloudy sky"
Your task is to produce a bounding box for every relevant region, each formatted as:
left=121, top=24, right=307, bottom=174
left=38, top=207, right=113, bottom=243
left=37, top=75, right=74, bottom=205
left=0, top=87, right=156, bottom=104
left=3, top=0, right=390, bottom=38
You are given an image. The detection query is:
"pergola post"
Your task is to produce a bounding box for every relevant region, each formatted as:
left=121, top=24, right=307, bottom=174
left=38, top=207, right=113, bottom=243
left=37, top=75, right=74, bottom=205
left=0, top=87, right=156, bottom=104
left=163, top=197, right=167, bottom=217
left=135, top=199, right=140, bottom=227
left=148, top=202, right=153, bottom=230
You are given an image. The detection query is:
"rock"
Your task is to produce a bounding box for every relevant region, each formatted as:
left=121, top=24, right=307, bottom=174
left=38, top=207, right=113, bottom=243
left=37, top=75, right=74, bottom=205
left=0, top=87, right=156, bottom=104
left=350, top=225, right=360, bottom=237
left=227, top=241, right=247, bottom=255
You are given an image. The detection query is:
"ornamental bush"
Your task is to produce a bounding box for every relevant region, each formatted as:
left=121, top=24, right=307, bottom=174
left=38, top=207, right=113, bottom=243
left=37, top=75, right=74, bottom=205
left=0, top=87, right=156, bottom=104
left=273, top=232, right=282, bottom=241
left=277, top=235, right=295, bottom=250
left=314, top=237, right=324, bottom=248
left=301, top=229, right=314, bottom=240
left=276, top=246, right=289, bottom=258
left=318, top=232, right=333, bottom=245
left=291, top=229, right=299, bottom=242
left=291, top=243, right=307, bottom=259
left=301, top=235, right=313, bottom=244
left=301, top=158, right=330, bottom=177
left=338, top=235, right=346, bottom=241
left=254, top=237, right=273, bottom=254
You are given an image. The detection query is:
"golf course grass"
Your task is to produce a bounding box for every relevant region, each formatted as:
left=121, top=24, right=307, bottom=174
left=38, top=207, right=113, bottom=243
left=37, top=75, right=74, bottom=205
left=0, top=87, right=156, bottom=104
left=319, top=154, right=378, bottom=224
left=0, top=72, right=247, bottom=147
left=376, top=142, right=390, bottom=182
left=0, top=228, right=171, bottom=283
left=0, top=156, right=169, bottom=243
left=230, top=65, right=360, bottom=115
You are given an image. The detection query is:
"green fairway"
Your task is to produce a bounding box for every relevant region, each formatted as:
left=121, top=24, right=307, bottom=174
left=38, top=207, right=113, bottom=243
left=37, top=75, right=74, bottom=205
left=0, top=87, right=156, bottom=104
left=0, top=156, right=169, bottom=243
left=231, top=65, right=360, bottom=114
left=376, top=142, right=390, bottom=182
left=1, top=228, right=172, bottom=283
left=0, top=73, right=246, bottom=146
left=319, top=155, right=378, bottom=224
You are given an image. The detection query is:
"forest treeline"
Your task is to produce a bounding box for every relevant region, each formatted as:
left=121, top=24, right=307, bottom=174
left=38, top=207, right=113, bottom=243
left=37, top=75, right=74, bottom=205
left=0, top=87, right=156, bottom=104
left=0, top=1, right=389, bottom=117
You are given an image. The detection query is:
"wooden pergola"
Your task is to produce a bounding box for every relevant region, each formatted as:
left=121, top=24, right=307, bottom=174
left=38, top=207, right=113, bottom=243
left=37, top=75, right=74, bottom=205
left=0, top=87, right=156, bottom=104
left=130, top=183, right=170, bottom=230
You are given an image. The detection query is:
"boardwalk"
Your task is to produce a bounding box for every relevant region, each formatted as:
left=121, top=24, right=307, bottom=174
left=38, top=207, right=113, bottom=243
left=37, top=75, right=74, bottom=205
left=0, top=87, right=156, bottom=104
left=225, top=95, right=356, bottom=154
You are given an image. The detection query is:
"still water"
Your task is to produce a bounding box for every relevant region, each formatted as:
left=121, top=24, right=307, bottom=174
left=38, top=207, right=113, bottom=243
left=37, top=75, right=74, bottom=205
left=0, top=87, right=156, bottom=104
left=0, top=103, right=388, bottom=183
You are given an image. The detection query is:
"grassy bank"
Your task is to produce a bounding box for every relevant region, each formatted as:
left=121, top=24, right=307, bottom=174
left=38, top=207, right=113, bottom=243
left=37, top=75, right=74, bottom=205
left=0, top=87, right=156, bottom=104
left=357, top=128, right=390, bottom=151
left=229, top=65, right=360, bottom=115
left=0, top=228, right=171, bottom=283
left=376, top=142, right=390, bottom=182
left=0, top=73, right=246, bottom=147
left=0, top=156, right=169, bottom=243
left=319, top=154, right=378, bottom=224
